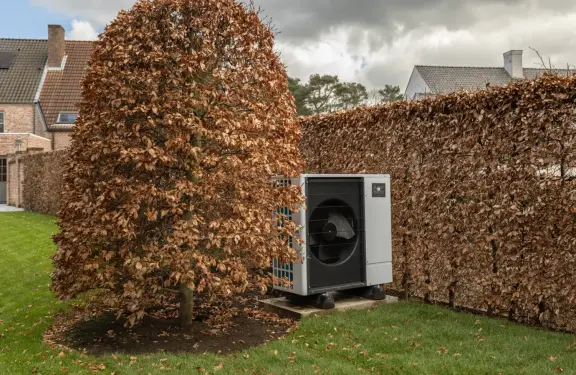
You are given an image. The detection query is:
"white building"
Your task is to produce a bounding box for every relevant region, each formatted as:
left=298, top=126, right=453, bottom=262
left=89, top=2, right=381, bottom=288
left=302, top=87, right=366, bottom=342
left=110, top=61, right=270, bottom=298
left=405, top=50, right=573, bottom=99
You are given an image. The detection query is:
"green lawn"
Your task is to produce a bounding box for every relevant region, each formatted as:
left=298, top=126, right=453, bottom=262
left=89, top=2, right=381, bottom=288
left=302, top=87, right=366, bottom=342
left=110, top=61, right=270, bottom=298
left=0, top=212, right=575, bottom=375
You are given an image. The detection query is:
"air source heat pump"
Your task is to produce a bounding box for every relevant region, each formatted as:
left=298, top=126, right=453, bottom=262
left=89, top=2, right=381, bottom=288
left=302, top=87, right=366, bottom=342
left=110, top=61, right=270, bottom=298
left=273, top=174, right=392, bottom=309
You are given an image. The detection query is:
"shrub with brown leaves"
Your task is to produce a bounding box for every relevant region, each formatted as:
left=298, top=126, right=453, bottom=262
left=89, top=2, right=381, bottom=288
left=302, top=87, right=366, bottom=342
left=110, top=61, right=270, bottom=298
left=301, top=74, right=576, bottom=332
left=22, top=150, right=67, bottom=216
left=52, top=0, right=304, bottom=326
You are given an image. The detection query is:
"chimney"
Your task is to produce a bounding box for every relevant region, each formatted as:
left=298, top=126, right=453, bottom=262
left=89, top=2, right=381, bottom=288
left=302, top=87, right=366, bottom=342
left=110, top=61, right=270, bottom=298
left=48, top=25, right=65, bottom=68
left=503, top=50, right=523, bottom=79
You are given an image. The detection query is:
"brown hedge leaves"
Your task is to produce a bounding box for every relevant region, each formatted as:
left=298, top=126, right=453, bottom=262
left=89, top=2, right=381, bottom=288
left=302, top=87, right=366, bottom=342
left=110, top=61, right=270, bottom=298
left=301, top=74, right=576, bottom=331
left=51, top=0, right=304, bottom=325
left=22, top=150, right=67, bottom=216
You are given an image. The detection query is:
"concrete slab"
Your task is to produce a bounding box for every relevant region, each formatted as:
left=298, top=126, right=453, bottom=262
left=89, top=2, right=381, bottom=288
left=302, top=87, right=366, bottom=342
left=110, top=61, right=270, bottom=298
left=259, top=292, right=399, bottom=319
left=0, top=205, right=24, bottom=212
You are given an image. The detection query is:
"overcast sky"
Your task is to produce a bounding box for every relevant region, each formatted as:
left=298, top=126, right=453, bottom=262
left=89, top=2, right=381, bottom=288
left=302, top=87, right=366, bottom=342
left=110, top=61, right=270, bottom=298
left=17, top=0, right=576, bottom=90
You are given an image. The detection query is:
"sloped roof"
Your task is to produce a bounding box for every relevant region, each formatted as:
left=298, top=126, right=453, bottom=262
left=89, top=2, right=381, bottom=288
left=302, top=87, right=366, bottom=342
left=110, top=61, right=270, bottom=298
left=39, top=41, right=93, bottom=130
left=416, top=65, right=574, bottom=94
left=0, top=39, right=47, bottom=103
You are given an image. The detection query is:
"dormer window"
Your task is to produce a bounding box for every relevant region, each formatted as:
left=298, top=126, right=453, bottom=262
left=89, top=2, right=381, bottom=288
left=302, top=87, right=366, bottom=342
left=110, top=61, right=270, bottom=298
left=57, top=112, right=78, bottom=124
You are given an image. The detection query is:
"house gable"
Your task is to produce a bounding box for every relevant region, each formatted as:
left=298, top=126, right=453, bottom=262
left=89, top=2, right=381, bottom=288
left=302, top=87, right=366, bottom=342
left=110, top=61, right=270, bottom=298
left=405, top=67, right=432, bottom=100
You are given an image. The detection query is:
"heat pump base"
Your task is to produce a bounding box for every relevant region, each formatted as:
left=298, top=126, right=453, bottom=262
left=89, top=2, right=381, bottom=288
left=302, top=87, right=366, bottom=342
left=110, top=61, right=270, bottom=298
left=286, top=292, right=336, bottom=310
left=343, top=285, right=386, bottom=300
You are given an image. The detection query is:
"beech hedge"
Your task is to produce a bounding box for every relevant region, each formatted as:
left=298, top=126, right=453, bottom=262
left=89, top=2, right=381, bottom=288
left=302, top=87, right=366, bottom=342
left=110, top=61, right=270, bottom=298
left=300, top=74, right=576, bottom=331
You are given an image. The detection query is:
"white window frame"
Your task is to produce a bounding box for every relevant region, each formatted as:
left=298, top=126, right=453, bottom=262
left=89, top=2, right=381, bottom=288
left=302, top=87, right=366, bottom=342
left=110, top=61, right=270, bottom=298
left=56, top=111, right=79, bottom=124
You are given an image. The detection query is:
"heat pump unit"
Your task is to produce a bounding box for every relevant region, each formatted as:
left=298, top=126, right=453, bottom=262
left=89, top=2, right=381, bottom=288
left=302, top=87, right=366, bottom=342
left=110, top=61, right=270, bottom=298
left=273, top=174, right=392, bottom=309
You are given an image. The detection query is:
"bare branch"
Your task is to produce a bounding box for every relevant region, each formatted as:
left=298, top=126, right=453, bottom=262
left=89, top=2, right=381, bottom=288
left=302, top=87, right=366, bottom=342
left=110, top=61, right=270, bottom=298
left=529, top=46, right=552, bottom=71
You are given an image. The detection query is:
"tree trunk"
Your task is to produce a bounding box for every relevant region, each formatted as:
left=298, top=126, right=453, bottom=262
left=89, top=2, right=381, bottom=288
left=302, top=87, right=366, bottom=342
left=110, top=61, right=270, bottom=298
left=180, top=283, right=194, bottom=328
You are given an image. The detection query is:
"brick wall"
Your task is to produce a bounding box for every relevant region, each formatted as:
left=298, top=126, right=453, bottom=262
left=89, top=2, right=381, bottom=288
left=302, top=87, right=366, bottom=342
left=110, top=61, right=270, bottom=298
left=0, top=104, right=36, bottom=156
left=6, top=156, right=22, bottom=206
left=53, top=132, right=72, bottom=150
left=0, top=133, right=51, bottom=157
left=0, top=104, right=34, bottom=132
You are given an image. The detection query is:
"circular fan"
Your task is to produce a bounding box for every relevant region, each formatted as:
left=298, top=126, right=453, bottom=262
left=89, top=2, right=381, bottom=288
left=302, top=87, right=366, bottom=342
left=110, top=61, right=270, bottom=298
left=309, top=198, right=359, bottom=265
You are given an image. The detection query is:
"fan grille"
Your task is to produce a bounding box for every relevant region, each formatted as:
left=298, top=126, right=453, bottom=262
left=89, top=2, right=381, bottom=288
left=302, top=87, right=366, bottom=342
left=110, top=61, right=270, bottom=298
left=309, top=199, right=359, bottom=265
left=272, top=177, right=295, bottom=290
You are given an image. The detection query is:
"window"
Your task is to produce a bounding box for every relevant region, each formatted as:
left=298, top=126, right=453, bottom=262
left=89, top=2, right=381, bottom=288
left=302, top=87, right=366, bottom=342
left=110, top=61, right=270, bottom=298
left=57, top=112, right=78, bottom=124
left=0, top=111, right=4, bottom=133
left=0, top=158, right=5, bottom=181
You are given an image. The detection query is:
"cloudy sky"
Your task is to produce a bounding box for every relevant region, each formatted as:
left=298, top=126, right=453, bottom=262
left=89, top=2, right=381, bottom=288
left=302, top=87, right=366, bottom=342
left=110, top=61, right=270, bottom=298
left=3, top=0, right=576, bottom=90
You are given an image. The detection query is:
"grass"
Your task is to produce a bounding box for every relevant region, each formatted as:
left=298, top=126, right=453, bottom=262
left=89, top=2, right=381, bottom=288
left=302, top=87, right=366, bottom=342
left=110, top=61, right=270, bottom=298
left=0, top=211, right=575, bottom=375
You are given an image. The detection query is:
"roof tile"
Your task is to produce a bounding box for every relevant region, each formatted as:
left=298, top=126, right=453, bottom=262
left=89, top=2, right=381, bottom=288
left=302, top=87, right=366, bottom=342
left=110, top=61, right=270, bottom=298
left=0, top=39, right=47, bottom=103
left=416, top=65, right=575, bottom=94
left=39, top=40, right=93, bottom=129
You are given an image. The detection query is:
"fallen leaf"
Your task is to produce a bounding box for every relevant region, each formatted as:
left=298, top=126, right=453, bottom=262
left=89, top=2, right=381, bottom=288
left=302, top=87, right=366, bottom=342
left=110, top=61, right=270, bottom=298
left=549, top=356, right=557, bottom=362
left=214, top=362, right=223, bottom=370
left=437, top=347, right=448, bottom=354
left=554, top=367, right=564, bottom=373
left=58, top=351, right=65, bottom=358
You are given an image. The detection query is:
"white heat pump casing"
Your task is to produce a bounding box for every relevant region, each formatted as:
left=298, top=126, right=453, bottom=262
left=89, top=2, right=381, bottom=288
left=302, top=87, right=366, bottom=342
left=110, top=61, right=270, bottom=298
left=272, top=174, right=393, bottom=296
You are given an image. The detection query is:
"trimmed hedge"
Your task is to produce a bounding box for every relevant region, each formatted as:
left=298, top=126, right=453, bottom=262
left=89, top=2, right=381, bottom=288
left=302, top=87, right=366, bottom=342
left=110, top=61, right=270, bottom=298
left=300, top=74, right=576, bottom=332
left=22, top=150, right=67, bottom=216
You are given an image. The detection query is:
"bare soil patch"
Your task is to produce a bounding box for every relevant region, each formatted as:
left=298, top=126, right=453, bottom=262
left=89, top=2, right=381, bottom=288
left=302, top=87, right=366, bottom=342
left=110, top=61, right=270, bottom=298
left=45, top=292, right=296, bottom=356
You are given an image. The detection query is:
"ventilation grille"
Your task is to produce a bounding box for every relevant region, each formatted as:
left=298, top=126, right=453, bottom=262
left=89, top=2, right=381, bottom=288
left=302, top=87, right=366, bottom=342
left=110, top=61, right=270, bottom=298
left=272, top=177, right=295, bottom=290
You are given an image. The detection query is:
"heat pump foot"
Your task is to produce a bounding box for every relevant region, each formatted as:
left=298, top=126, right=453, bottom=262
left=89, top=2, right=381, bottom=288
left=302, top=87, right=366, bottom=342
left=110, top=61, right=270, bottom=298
left=345, top=285, right=386, bottom=300
left=285, top=293, right=335, bottom=309
left=314, top=293, right=336, bottom=309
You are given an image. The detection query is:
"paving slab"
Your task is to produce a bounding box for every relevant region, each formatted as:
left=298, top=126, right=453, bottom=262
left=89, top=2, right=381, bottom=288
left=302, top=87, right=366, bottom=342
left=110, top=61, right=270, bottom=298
left=259, top=292, right=398, bottom=319
left=0, top=205, right=24, bottom=212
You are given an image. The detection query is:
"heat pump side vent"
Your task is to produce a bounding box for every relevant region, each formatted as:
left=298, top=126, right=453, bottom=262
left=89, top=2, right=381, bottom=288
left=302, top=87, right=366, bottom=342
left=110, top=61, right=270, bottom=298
left=272, top=177, right=296, bottom=290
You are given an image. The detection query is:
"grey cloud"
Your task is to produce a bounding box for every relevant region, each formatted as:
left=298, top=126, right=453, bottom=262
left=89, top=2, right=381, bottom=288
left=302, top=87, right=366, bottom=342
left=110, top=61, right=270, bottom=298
left=33, top=0, right=576, bottom=49
left=30, top=0, right=576, bottom=92
left=254, top=0, right=522, bottom=44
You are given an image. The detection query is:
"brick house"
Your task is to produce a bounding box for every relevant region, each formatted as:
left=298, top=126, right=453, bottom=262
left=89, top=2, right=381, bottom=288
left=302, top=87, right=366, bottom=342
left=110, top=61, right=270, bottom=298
left=0, top=25, right=92, bottom=206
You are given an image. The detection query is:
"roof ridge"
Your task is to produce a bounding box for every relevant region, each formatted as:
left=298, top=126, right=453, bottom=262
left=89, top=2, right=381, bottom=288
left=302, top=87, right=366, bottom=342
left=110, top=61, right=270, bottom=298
left=0, top=38, right=47, bottom=42
left=416, top=65, right=571, bottom=71
left=416, top=65, right=504, bottom=69
left=0, top=38, right=94, bottom=43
